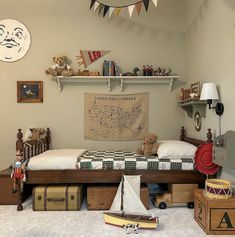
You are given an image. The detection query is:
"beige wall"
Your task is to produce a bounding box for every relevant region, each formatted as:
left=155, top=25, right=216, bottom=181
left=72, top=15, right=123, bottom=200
left=0, top=0, right=187, bottom=169
left=185, top=0, right=235, bottom=139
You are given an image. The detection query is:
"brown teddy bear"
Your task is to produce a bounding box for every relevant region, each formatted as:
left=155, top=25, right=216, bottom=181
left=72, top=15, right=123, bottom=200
left=137, top=133, right=159, bottom=156
left=45, top=56, right=74, bottom=77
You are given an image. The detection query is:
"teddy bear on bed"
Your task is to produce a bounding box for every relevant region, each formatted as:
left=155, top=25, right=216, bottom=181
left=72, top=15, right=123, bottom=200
left=45, top=55, right=75, bottom=77
left=137, top=133, right=159, bottom=156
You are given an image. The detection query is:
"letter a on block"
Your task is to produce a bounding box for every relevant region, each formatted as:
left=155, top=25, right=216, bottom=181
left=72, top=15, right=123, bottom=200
left=218, top=212, right=234, bottom=229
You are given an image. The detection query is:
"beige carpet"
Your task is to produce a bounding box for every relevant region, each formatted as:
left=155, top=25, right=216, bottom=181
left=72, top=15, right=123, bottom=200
left=0, top=198, right=226, bottom=237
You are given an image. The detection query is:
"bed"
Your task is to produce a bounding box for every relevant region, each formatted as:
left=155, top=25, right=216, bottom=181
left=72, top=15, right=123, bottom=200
left=15, top=126, right=213, bottom=210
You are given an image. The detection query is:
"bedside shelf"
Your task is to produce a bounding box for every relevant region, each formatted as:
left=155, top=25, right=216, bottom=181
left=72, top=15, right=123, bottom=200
left=52, top=75, right=179, bottom=92
left=178, top=100, right=207, bottom=117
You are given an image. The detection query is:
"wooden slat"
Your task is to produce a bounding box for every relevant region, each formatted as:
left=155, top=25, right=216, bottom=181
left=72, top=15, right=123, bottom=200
left=26, top=170, right=206, bottom=184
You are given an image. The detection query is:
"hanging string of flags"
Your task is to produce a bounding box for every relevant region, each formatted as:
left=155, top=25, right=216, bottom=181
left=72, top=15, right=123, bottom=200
left=90, top=0, right=158, bottom=18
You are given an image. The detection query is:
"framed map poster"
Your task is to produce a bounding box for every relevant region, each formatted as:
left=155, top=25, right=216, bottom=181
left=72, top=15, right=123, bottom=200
left=84, top=93, right=149, bottom=140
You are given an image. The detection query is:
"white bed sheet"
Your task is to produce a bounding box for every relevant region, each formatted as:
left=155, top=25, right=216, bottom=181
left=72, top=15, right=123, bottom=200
left=27, top=149, right=87, bottom=170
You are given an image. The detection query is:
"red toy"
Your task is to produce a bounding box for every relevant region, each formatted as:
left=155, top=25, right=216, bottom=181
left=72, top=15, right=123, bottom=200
left=195, top=143, right=220, bottom=175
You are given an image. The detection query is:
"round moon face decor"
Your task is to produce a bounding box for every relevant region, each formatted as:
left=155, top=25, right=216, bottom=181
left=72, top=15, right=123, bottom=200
left=0, top=19, right=31, bottom=62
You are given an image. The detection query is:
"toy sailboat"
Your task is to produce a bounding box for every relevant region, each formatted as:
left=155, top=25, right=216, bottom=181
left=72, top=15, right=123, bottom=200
left=103, top=175, right=159, bottom=229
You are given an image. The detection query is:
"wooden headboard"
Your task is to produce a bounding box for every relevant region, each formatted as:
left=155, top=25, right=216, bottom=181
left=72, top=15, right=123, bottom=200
left=180, top=126, right=213, bottom=146
left=16, top=128, right=51, bottom=160
left=16, top=127, right=212, bottom=161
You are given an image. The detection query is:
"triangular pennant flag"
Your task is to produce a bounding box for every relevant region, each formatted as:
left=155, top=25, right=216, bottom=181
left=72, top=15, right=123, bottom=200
left=109, top=7, right=115, bottom=19
left=90, top=0, right=96, bottom=9
left=135, top=2, right=142, bottom=15
left=143, top=0, right=150, bottom=11
left=152, top=0, right=158, bottom=7
left=94, top=2, right=100, bottom=11
left=77, top=50, right=111, bottom=68
left=103, top=5, right=110, bottom=17
left=128, top=5, right=135, bottom=18
left=114, top=8, right=121, bottom=17
left=98, top=4, right=104, bottom=15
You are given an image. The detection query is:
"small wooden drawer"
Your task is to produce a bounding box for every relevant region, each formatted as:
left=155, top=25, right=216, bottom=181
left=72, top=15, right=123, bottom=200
left=194, top=189, right=235, bottom=235
left=87, top=184, right=149, bottom=210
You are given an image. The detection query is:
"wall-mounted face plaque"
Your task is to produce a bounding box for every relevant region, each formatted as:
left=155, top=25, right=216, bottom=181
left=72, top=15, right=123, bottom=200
left=0, top=19, right=31, bottom=62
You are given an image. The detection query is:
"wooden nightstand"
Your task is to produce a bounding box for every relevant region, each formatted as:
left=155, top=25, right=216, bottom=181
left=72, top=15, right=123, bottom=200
left=0, top=168, right=32, bottom=205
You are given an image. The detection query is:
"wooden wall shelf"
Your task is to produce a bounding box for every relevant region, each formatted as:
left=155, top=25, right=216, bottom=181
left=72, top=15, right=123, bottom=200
left=52, top=75, right=179, bottom=92
left=178, top=100, right=207, bottom=117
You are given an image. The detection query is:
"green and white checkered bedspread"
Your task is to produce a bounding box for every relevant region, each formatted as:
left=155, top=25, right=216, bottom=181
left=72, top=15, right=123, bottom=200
left=76, top=151, right=194, bottom=170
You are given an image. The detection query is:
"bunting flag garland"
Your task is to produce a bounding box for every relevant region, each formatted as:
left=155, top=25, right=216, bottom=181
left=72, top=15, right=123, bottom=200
left=143, top=0, right=150, bottom=11
left=109, top=7, right=115, bottom=19
left=152, top=0, right=158, bottom=7
left=90, top=0, right=96, bottom=9
left=93, top=2, right=100, bottom=12
left=103, top=5, right=109, bottom=17
left=98, top=4, right=104, bottom=15
left=136, top=2, right=142, bottom=15
left=90, top=0, right=158, bottom=19
left=128, top=5, right=135, bottom=18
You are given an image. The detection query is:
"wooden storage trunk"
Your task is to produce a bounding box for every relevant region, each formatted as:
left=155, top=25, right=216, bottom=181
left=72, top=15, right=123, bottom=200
left=33, top=184, right=83, bottom=211
left=0, top=168, right=31, bottom=205
left=194, top=189, right=235, bottom=235
left=87, top=184, right=149, bottom=210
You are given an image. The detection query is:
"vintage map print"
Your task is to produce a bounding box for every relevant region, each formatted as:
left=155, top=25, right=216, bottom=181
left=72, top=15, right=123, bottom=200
left=84, top=93, right=149, bottom=140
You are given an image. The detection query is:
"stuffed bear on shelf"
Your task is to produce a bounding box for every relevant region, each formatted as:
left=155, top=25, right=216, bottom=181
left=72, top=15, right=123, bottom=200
left=45, top=55, right=75, bottom=77
left=137, top=133, right=159, bottom=156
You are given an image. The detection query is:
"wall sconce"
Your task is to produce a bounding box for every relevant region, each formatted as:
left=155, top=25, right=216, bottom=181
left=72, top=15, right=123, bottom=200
left=200, top=83, right=224, bottom=116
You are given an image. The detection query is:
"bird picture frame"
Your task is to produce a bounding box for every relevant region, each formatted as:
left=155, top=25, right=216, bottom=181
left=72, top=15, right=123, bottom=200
left=17, top=81, right=43, bottom=103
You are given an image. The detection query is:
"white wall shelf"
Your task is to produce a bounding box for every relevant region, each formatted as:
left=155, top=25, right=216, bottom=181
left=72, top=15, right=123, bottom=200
left=178, top=100, right=207, bottom=117
left=52, top=75, right=179, bottom=92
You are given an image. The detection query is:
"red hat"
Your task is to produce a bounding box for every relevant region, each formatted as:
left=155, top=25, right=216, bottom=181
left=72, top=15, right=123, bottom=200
left=194, top=143, right=220, bottom=175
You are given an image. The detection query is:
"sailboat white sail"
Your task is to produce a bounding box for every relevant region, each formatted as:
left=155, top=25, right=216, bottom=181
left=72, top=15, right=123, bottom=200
left=103, top=175, right=159, bottom=229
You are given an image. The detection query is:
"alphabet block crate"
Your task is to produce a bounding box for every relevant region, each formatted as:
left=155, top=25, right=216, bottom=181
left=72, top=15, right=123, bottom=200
left=194, top=189, right=235, bottom=235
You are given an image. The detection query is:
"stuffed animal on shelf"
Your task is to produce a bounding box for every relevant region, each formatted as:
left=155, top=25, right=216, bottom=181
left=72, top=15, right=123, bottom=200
left=11, top=150, right=26, bottom=193
left=45, top=56, right=74, bottom=77
left=137, top=133, right=159, bottom=156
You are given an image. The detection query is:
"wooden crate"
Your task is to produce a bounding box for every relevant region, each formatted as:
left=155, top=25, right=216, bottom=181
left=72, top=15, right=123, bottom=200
left=87, top=184, right=149, bottom=210
left=0, top=168, right=31, bottom=205
left=171, top=184, right=198, bottom=203
left=194, top=189, right=235, bottom=235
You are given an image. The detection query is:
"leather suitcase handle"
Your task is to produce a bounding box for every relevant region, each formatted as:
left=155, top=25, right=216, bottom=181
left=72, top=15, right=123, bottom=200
left=47, top=198, right=65, bottom=202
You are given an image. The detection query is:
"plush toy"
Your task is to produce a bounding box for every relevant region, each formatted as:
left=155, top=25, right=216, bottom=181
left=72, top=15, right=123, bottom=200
left=137, top=133, right=159, bottom=156
left=45, top=56, right=74, bottom=77
left=11, top=150, right=26, bottom=193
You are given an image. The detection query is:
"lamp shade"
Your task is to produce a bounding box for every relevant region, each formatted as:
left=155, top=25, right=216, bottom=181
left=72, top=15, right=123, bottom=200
left=200, top=83, right=219, bottom=100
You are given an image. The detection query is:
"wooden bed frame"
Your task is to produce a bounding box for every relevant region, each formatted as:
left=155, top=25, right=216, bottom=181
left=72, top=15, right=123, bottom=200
left=15, top=126, right=213, bottom=210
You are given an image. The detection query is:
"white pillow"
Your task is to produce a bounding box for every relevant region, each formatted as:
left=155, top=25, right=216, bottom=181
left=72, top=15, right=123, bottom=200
left=157, top=140, right=197, bottom=159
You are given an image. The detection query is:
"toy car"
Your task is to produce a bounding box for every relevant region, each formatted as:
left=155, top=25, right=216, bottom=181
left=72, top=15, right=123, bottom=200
left=155, top=184, right=197, bottom=209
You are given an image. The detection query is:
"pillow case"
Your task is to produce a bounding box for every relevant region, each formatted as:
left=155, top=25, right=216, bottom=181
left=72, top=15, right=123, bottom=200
left=157, top=140, right=197, bottom=159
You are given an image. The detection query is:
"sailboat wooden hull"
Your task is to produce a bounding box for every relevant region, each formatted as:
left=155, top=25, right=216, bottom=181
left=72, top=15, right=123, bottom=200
left=103, top=212, right=158, bottom=229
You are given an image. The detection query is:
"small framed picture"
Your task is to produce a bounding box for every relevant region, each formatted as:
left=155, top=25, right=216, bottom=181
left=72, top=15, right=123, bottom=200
left=17, top=81, right=43, bottom=103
